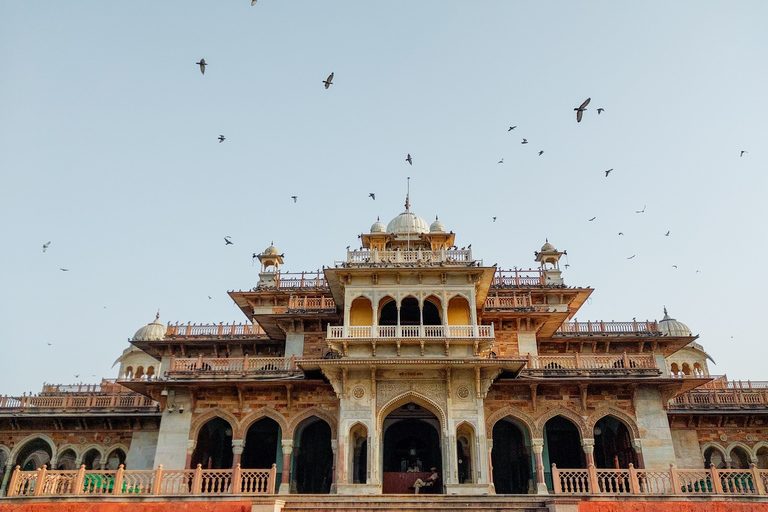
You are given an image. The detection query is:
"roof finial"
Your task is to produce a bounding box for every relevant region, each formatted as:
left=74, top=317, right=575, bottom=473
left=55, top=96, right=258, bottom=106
left=663, top=305, right=668, bottom=316
left=155, top=310, right=160, bottom=322
left=404, top=176, right=411, bottom=211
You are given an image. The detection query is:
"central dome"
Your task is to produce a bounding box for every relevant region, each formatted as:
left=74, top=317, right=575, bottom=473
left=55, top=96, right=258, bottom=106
left=386, top=210, right=430, bottom=235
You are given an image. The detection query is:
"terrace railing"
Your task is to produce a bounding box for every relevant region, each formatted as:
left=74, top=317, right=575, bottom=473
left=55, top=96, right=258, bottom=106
left=165, top=323, right=266, bottom=338
left=6, top=463, right=276, bottom=497
left=0, top=392, right=155, bottom=410
left=556, top=320, right=660, bottom=335
left=345, top=248, right=474, bottom=266
left=524, top=353, right=658, bottom=374
left=287, top=295, right=336, bottom=311
left=165, top=356, right=295, bottom=378
left=327, top=324, right=494, bottom=340
left=491, top=269, right=545, bottom=287
left=552, top=463, right=767, bottom=496
left=669, top=386, right=768, bottom=409
left=275, top=271, right=327, bottom=289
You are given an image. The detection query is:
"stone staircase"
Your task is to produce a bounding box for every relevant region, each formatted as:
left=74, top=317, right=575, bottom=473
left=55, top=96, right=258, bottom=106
left=276, top=495, right=550, bottom=512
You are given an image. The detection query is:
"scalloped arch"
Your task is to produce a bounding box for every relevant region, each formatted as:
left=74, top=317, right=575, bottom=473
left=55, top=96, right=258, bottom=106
left=754, top=441, right=768, bottom=454
left=80, top=444, right=106, bottom=462
left=586, top=406, right=640, bottom=439
left=240, top=408, right=289, bottom=439
left=189, top=408, right=240, bottom=441
left=10, top=434, right=58, bottom=465
left=377, top=391, right=446, bottom=431
left=726, top=441, right=755, bottom=461
left=701, top=442, right=728, bottom=462
left=486, top=407, right=536, bottom=438
left=104, top=444, right=130, bottom=460
left=535, top=407, right=587, bottom=439
left=287, top=407, right=338, bottom=439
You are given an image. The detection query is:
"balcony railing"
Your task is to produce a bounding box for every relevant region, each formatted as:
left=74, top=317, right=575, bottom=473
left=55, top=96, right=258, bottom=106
left=327, top=324, right=494, bottom=339
left=165, top=356, right=295, bottom=377
left=7, top=463, right=276, bottom=497
left=669, top=387, right=768, bottom=409
left=165, top=323, right=266, bottom=338
left=556, top=320, right=660, bottom=335
left=524, top=353, right=658, bottom=373
left=345, top=248, right=475, bottom=266
left=275, top=271, right=327, bottom=289
left=552, top=463, right=768, bottom=496
left=287, top=295, right=336, bottom=312
left=491, top=269, right=545, bottom=287
left=484, top=295, right=533, bottom=309
left=0, top=392, right=155, bottom=410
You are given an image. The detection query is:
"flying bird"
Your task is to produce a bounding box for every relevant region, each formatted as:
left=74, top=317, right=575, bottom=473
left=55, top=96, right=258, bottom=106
left=74, top=375, right=79, bottom=379
left=208, top=296, right=212, bottom=299
left=493, top=217, right=497, bottom=222
left=740, top=151, right=748, bottom=157
left=588, top=217, right=596, bottom=222
left=627, top=255, right=636, bottom=260
left=42, top=241, right=51, bottom=252
left=521, top=139, right=528, bottom=144
left=196, top=59, right=207, bottom=74
left=574, top=97, right=591, bottom=122
left=618, top=232, right=624, bottom=236
left=635, top=205, right=646, bottom=214
left=218, top=135, right=225, bottom=143
left=597, top=108, right=605, bottom=114
left=498, top=158, right=504, bottom=164
left=368, top=193, right=375, bottom=200
left=508, top=126, right=517, bottom=131
left=47, top=343, right=52, bottom=346
left=538, top=150, right=544, bottom=156
left=291, top=195, right=297, bottom=203
left=224, top=236, right=233, bottom=245
left=323, top=72, right=334, bottom=89
left=406, top=153, right=413, bottom=165
left=664, top=231, right=670, bottom=236
left=672, top=265, right=678, bottom=268
left=60, top=268, right=69, bottom=271
left=251, top=0, right=257, bottom=4
left=605, top=169, right=613, bottom=177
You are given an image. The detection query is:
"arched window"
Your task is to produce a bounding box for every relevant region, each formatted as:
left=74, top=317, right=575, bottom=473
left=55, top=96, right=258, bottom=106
left=14, top=438, right=53, bottom=471
left=82, top=449, right=102, bottom=470
left=682, top=363, right=691, bottom=376
left=704, top=446, right=726, bottom=469
left=293, top=417, right=333, bottom=494
left=124, top=366, right=133, bottom=380
left=135, top=366, right=145, bottom=380
left=350, top=297, right=373, bottom=326
left=593, top=416, right=638, bottom=469
left=492, top=418, right=532, bottom=494
left=729, top=446, right=751, bottom=469
left=447, top=297, right=470, bottom=326
left=423, top=297, right=442, bottom=326
left=105, top=449, right=126, bottom=470
left=456, top=423, right=475, bottom=484
left=191, top=418, right=234, bottom=469
left=670, top=363, right=679, bottom=376
left=379, top=297, right=397, bottom=326
left=349, top=423, right=368, bottom=484
left=56, top=449, right=77, bottom=470
left=756, top=446, right=768, bottom=469
left=400, top=297, right=420, bottom=325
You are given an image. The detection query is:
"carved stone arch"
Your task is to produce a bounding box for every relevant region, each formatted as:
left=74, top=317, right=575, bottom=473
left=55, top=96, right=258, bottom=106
left=701, top=442, right=727, bottom=460
left=80, top=444, right=106, bottom=458
left=348, top=420, right=369, bottom=435
left=535, top=407, right=587, bottom=439
left=189, top=408, right=240, bottom=441
left=726, top=441, right=756, bottom=462
left=377, top=391, right=446, bottom=432
left=446, top=292, right=472, bottom=303
left=54, top=443, right=80, bottom=467
left=753, top=441, right=768, bottom=455
left=287, top=407, right=338, bottom=440
left=455, top=420, right=477, bottom=435
left=586, top=406, right=640, bottom=439
left=240, top=407, right=289, bottom=439
left=10, top=434, right=58, bottom=465
left=0, top=445, right=11, bottom=467
left=486, top=407, right=536, bottom=439
left=104, top=444, right=130, bottom=460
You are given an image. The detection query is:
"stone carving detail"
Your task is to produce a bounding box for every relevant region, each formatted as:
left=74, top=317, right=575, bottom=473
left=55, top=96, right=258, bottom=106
left=377, top=381, right=410, bottom=406
left=377, top=380, right=447, bottom=412
left=353, top=386, right=366, bottom=399
left=456, top=386, right=470, bottom=400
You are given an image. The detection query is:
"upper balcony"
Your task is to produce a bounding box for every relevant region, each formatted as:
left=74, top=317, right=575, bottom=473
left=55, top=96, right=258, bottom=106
left=0, top=381, right=157, bottom=415
left=521, top=353, right=662, bottom=378
left=163, top=356, right=298, bottom=380
left=556, top=320, right=661, bottom=336
left=491, top=269, right=546, bottom=287
left=340, top=248, right=477, bottom=268
left=165, top=322, right=266, bottom=338
left=327, top=324, right=493, bottom=340
left=669, top=380, right=768, bottom=410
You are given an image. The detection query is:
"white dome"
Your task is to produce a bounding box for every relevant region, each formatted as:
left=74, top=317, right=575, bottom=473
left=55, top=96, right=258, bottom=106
left=658, top=308, right=692, bottom=336
left=264, top=244, right=279, bottom=256
left=371, top=217, right=386, bottom=234
left=386, top=210, right=429, bottom=235
left=541, top=240, right=556, bottom=252
left=430, top=216, right=445, bottom=233
left=132, top=314, right=166, bottom=341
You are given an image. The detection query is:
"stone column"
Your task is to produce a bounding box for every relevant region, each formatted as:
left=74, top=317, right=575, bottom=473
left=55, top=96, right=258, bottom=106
left=279, top=440, right=293, bottom=494
left=487, top=438, right=495, bottom=493
left=232, top=440, right=244, bottom=468
left=330, top=439, right=338, bottom=493
left=185, top=440, right=196, bottom=469
left=582, top=438, right=595, bottom=467
left=632, top=439, right=644, bottom=469
left=531, top=439, right=548, bottom=494
left=0, top=460, right=14, bottom=495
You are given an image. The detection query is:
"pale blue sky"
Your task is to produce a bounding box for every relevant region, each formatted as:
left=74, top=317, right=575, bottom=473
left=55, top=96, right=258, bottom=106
left=1, top=2, right=767, bottom=395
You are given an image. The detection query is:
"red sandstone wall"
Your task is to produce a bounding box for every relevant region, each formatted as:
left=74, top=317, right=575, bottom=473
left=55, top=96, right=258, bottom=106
left=0, top=501, right=252, bottom=512
left=580, top=501, right=768, bottom=512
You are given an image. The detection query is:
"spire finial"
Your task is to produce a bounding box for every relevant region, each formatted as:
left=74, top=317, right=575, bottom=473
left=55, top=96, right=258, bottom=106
left=404, top=177, right=411, bottom=211
left=663, top=306, right=668, bottom=316
left=155, top=310, right=160, bottom=322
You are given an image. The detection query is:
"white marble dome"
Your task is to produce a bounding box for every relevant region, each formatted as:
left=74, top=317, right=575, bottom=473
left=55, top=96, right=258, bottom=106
left=386, top=210, right=429, bottom=235
left=264, top=244, right=279, bottom=256
left=371, top=217, right=386, bottom=234
left=541, top=240, right=556, bottom=252
left=430, top=216, right=445, bottom=233
left=658, top=308, right=692, bottom=336
left=132, top=314, right=166, bottom=341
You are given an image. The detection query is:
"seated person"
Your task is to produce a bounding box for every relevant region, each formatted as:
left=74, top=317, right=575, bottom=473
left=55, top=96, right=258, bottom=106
left=410, top=467, right=439, bottom=494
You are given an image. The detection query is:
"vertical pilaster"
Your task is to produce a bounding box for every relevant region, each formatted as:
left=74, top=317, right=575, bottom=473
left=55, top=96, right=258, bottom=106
left=279, top=440, right=293, bottom=494
left=531, top=439, right=548, bottom=494
left=582, top=438, right=595, bottom=467
left=231, top=440, right=244, bottom=468
left=330, top=439, right=338, bottom=493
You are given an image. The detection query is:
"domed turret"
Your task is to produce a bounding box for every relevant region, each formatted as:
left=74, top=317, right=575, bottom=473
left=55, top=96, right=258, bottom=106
left=132, top=312, right=166, bottom=341
left=430, top=216, right=445, bottom=234
left=658, top=307, right=692, bottom=336
left=386, top=211, right=429, bottom=235
left=371, top=217, right=386, bottom=234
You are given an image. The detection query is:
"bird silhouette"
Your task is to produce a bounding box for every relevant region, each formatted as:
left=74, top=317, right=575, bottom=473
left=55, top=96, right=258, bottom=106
left=42, top=241, right=51, bottom=252
left=574, top=98, right=590, bottom=122
left=508, top=126, right=517, bottom=131
left=664, top=231, right=670, bottom=236
left=74, top=375, right=79, bottom=378
left=493, top=217, right=497, bottom=222
left=406, top=153, right=413, bottom=165
left=627, top=255, right=636, bottom=260
left=597, top=108, right=605, bottom=114
left=196, top=59, right=207, bottom=74
left=588, top=217, right=596, bottom=221
left=605, top=169, right=613, bottom=177
left=208, top=296, right=212, bottom=299
left=218, top=135, right=225, bottom=143
left=368, top=193, right=375, bottom=200
left=323, top=72, right=334, bottom=89
left=672, top=265, right=678, bottom=268
left=60, top=268, right=69, bottom=271
left=635, top=205, right=646, bottom=214
left=224, top=236, right=233, bottom=245
left=538, top=150, right=544, bottom=156
left=251, top=0, right=257, bottom=4
left=498, top=158, right=504, bottom=164
left=741, top=151, right=748, bottom=157
left=521, top=139, right=528, bottom=144
left=618, top=232, right=624, bottom=236
left=47, top=343, right=52, bottom=346
left=291, top=196, right=297, bottom=203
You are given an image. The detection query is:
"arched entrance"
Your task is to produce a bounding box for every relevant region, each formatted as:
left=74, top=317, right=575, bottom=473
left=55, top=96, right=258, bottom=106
left=191, top=417, right=234, bottom=469
left=382, top=403, right=442, bottom=494
left=242, top=417, right=283, bottom=482
left=293, top=417, right=333, bottom=494
left=492, top=418, right=532, bottom=494
left=543, top=416, right=584, bottom=489
left=593, top=416, right=638, bottom=469
left=704, top=445, right=726, bottom=469
left=14, top=438, right=53, bottom=471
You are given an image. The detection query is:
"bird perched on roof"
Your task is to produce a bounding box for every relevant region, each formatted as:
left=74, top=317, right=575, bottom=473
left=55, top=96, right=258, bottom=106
left=368, top=193, right=375, bottom=200
left=323, top=72, right=334, bottom=89
left=42, top=241, right=51, bottom=252
left=218, top=135, right=225, bottom=143
left=291, top=195, right=297, bottom=203
left=508, top=126, right=517, bottom=131
left=605, top=169, right=613, bottom=177
left=196, top=59, right=207, bottom=74
left=574, top=97, right=590, bottom=122
left=224, top=236, right=233, bottom=245
left=406, top=153, right=413, bottom=165
left=597, top=108, right=605, bottom=114
left=521, top=139, right=528, bottom=144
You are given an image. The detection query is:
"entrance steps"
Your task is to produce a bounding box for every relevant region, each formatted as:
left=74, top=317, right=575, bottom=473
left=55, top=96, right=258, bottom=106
left=276, top=495, right=550, bottom=512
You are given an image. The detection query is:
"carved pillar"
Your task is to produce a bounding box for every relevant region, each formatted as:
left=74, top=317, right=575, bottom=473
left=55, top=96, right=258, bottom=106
left=487, top=438, right=495, bottom=493
left=582, top=438, right=595, bottom=467
left=633, top=439, right=644, bottom=469
left=231, top=440, right=244, bottom=468
left=279, top=440, right=293, bottom=494
left=531, top=439, right=548, bottom=494
left=186, top=440, right=196, bottom=469
left=330, top=439, right=338, bottom=493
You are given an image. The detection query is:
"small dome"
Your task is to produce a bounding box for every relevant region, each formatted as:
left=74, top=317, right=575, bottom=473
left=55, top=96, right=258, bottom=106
left=430, top=216, right=445, bottom=233
left=541, top=240, right=556, bottom=252
left=658, top=307, right=692, bottom=336
left=370, top=217, right=386, bottom=234
left=386, top=210, right=429, bottom=235
left=264, top=244, right=279, bottom=256
left=132, top=313, right=166, bottom=341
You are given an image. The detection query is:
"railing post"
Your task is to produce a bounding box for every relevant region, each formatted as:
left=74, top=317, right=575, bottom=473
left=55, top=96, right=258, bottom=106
left=232, top=464, right=242, bottom=494
left=669, top=464, right=680, bottom=495
left=152, top=465, right=163, bottom=495
left=551, top=464, right=561, bottom=494
left=113, top=464, right=125, bottom=495
left=33, top=465, right=47, bottom=496
left=751, top=464, right=765, bottom=495
left=269, top=463, right=277, bottom=494
left=628, top=463, right=640, bottom=494
left=528, top=353, right=535, bottom=369
left=73, top=464, right=86, bottom=495
left=710, top=464, right=724, bottom=494
left=6, top=466, right=20, bottom=497
left=587, top=464, right=599, bottom=494
left=192, top=464, right=203, bottom=494
left=623, top=352, right=630, bottom=369
left=575, top=352, right=581, bottom=369
left=197, top=354, right=203, bottom=370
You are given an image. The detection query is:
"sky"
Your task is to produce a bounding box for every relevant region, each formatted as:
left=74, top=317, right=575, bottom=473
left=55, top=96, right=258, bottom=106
left=1, top=2, right=767, bottom=396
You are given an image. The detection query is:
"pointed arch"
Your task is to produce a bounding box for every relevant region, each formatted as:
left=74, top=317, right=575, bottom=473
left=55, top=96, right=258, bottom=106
left=535, top=407, right=587, bottom=439
left=377, top=391, right=446, bottom=431
left=348, top=420, right=369, bottom=437
left=586, top=406, right=640, bottom=439
left=754, top=441, right=768, bottom=455
left=189, top=408, right=240, bottom=441
left=486, top=407, right=536, bottom=438
left=287, top=407, right=337, bottom=439
left=726, top=441, right=755, bottom=467
left=239, top=407, right=288, bottom=439
left=10, top=434, right=57, bottom=465
left=54, top=443, right=80, bottom=460
left=455, top=420, right=477, bottom=434
left=701, top=442, right=728, bottom=468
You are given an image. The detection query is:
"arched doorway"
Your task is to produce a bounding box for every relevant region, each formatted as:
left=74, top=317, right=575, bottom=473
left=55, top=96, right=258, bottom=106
left=293, top=417, right=333, bottom=494
left=14, top=438, right=53, bottom=471
left=729, top=446, right=751, bottom=469
left=242, top=417, right=282, bottom=482
left=56, top=449, right=77, bottom=470
left=423, top=297, right=442, bottom=326
left=492, top=418, right=532, bottom=494
left=400, top=297, right=420, bottom=325
left=349, top=423, right=368, bottom=484
left=756, top=446, right=768, bottom=469
left=382, top=402, right=442, bottom=494
left=191, top=418, right=234, bottom=469
left=105, top=448, right=127, bottom=470
left=543, top=416, right=584, bottom=489
left=593, top=416, right=638, bottom=469
left=704, top=445, right=726, bottom=469
left=379, top=298, right=397, bottom=326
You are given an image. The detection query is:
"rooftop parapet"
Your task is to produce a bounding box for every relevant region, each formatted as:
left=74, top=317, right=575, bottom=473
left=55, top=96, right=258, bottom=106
left=340, top=247, right=478, bottom=268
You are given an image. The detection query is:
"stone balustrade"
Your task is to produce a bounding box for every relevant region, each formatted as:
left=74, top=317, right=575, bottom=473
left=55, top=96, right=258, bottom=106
left=0, top=392, right=155, bottom=411
left=523, top=353, right=659, bottom=375
left=165, top=322, right=266, bottom=338
left=491, top=269, right=545, bottom=287
left=556, top=320, right=660, bottom=335
left=669, top=386, right=768, bottom=409
left=164, top=356, right=296, bottom=378
left=327, top=324, right=494, bottom=340
left=345, top=248, right=475, bottom=266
